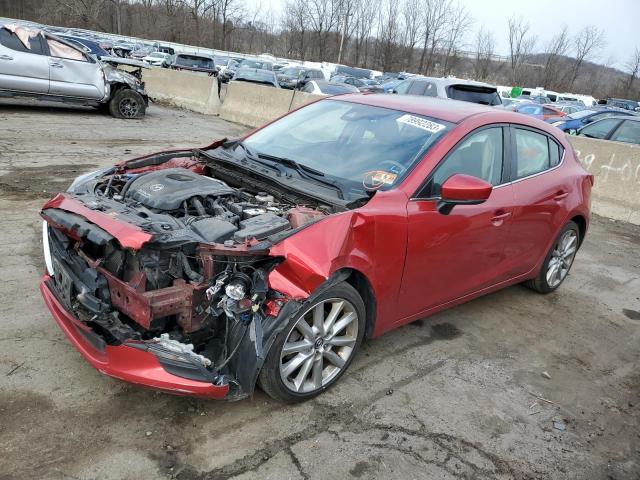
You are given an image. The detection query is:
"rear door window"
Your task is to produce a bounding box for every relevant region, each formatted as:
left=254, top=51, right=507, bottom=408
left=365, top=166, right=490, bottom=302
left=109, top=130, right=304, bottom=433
left=609, top=120, right=640, bottom=144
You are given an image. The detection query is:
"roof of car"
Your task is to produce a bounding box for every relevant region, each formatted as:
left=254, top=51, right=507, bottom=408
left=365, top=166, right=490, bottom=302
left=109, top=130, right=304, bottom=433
left=333, top=94, right=506, bottom=123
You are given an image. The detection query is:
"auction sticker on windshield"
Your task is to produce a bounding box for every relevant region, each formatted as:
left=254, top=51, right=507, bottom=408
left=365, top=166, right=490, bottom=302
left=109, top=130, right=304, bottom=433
left=363, top=170, right=398, bottom=190
left=396, top=114, right=446, bottom=133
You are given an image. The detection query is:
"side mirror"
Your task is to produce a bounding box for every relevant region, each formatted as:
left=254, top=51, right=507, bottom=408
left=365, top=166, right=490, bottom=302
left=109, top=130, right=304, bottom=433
left=437, top=174, right=493, bottom=215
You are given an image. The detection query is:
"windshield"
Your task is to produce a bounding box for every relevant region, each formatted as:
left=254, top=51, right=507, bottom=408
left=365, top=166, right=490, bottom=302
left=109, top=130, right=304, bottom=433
left=568, top=109, right=597, bottom=119
left=176, top=55, right=213, bottom=69
left=242, top=99, right=451, bottom=189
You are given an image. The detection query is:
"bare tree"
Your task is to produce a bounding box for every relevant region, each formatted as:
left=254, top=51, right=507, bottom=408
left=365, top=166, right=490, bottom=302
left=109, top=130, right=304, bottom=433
left=418, top=0, right=449, bottom=75
left=566, top=25, right=606, bottom=89
left=624, top=46, right=640, bottom=93
left=507, top=15, right=536, bottom=85
left=440, top=2, right=472, bottom=76
left=541, top=25, right=570, bottom=89
left=401, top=0, right=421, bottom=71
left=375, top=0, right=400, bottom=71
left=474, top=26, right=495, bottom=80
left=283, top=0, right=308, bottom=59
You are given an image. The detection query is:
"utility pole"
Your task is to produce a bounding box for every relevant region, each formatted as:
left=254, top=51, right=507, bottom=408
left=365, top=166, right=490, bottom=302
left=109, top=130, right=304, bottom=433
left=337, top=10, right=351, bottom=65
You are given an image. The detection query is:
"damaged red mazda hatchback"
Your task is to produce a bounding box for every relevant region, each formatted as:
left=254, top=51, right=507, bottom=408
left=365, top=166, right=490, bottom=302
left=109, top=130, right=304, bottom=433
left=40, top=95, right=592, bottom=402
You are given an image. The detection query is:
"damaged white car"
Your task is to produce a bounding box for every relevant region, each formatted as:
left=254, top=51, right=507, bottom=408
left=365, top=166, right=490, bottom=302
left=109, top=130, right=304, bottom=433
left=0, top=23, right=149, bottom=118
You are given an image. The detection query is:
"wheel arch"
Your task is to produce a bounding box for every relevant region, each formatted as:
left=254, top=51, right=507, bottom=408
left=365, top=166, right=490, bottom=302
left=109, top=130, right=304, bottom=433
left=335, top=267, right=377, bottom=340
left=569, top=213, right=587, bottom=248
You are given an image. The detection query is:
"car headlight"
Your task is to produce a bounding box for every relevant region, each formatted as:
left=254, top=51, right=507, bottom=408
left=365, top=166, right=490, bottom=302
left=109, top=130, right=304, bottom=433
left=551, top=121, right=565, bottom=127
left=42, top=221, right=54, bottom=276
left=66, top=166, right=114, bottom=193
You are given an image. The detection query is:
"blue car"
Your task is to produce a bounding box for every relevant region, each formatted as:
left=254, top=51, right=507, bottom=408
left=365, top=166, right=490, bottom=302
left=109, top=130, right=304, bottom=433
left=550, top=108, right=637, bottom=133
left=381, top=79, right=403, bottom=93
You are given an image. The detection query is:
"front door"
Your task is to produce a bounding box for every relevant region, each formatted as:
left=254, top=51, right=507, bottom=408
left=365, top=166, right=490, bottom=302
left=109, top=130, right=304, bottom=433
left=45, top=36, right=105, bottom=99
left=396, top=126, right=515, bottom=321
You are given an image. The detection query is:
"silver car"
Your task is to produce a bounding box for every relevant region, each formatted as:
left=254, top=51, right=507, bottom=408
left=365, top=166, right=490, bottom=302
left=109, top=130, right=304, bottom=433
left=391, top=76, right=502, bottom=106
left=0, top=24, right=149, bottom=118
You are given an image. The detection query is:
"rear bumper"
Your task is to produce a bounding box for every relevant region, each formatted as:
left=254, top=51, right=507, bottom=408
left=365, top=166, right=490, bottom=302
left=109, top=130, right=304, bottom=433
left=40, top=275, right=229, bottom=399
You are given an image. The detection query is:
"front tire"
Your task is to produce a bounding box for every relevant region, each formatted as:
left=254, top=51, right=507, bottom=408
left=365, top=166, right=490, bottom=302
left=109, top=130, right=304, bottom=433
left=525, top=221, right=580, bottom=293
left=108, top=89, right=146, bottom=119
left=258, top=282, right=365, bottom=403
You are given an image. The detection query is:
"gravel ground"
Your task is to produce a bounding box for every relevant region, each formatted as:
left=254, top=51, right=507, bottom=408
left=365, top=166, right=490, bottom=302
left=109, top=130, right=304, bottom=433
left=0, top=99, right=638, bottom=480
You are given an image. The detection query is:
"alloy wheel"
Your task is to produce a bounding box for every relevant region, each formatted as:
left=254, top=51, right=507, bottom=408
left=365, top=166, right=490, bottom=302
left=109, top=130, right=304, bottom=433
left=279, top=298, right=359, bottom=393
left=546, top=229, right=578, bottom=288
left=119, top=98, right=140, bottom=118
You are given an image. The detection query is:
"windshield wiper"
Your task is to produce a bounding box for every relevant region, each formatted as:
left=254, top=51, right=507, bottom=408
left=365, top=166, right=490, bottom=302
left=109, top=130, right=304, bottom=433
left=257, top=152, right=346, bottom=199
left=222, top=139, right=284, bottom=175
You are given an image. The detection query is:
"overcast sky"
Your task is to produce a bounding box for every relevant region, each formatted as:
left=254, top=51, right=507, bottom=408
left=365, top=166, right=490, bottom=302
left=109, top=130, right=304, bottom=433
left=248, top=0, right=639, bottom=70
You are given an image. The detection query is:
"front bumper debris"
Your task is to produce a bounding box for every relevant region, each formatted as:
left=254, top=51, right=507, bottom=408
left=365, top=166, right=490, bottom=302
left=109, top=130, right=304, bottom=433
left=40, top=275, right=230, bottom=399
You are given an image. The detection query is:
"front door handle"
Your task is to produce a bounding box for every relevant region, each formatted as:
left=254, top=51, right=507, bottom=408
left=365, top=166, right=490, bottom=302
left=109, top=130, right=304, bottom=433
left=50, top=63, right=64, bottom=68
left=491, top=210, right=512, bottom=226
left=0, top=54, right=13, bottom=60
left=553, top=190, right=569, bottom=201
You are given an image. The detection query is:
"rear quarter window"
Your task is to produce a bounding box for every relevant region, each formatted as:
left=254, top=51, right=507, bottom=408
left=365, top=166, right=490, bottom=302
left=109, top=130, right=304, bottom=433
left=514, top=129, right=550, bottom=179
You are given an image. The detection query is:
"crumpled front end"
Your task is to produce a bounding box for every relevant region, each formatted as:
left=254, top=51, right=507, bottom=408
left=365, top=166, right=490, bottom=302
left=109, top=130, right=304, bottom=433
left=39, top=151, right=333, bottom=399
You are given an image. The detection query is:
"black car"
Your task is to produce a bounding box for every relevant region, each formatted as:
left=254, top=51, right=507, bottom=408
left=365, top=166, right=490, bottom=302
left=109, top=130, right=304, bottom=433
left=606, top=98, right=640, bottom=111
left=301, top=80, right=359, bottom=95
left=233, top=68, right=280, bottom=88
left=168, top=53, right=218, bottom=76
left=577, top=116, right=640, bottom=145
left=331, top=75, right=384, bottom=93
left=277, top=67, right=325, bottom=89
left=220, top=59, right=273, bottom=83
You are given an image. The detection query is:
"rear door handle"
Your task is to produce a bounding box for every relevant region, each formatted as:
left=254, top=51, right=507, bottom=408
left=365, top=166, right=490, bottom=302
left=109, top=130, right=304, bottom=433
left=490, top=211, right=512, bottom=225
left=553, top=191, right=569, bottom=201
left=0, top=54, right=13, bottom=60
left=50, top=63, right=63, bottom=68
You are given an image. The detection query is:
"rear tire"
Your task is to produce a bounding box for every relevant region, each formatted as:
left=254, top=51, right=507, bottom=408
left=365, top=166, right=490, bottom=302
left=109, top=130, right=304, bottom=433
left=108, top=89, right=146, bottom=119
left=524, top=221, right=580, bottom=293
left=258, top=282, right=365, bottom=403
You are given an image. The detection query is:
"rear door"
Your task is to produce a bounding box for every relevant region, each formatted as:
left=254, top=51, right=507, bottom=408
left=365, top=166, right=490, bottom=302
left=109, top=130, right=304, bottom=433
left=0, top=28, right=49, bottom=93
left=501, top=126, right=569, bottom=277
left=45, top=36, right=105, bottom=99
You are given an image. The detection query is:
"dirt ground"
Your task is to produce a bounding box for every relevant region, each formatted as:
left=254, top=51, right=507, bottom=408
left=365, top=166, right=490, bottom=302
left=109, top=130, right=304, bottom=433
left=0, top=100, right=638, bottom=480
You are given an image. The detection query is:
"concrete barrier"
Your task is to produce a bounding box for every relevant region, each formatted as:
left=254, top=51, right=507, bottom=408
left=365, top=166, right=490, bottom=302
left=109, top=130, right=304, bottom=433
left=142, top=68, right=220, bottom=115
left=220, top=82, right=324, bottom=127
left=569, top=136, right=640, bottom=225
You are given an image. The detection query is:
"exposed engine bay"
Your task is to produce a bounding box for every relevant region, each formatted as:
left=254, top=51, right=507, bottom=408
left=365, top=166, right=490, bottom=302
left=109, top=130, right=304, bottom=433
left=41, top=150, right=334, bottom=398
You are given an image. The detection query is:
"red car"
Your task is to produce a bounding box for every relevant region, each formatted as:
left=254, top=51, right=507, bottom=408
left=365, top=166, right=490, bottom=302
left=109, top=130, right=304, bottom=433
left=40, top=95, right=593, bottom=402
